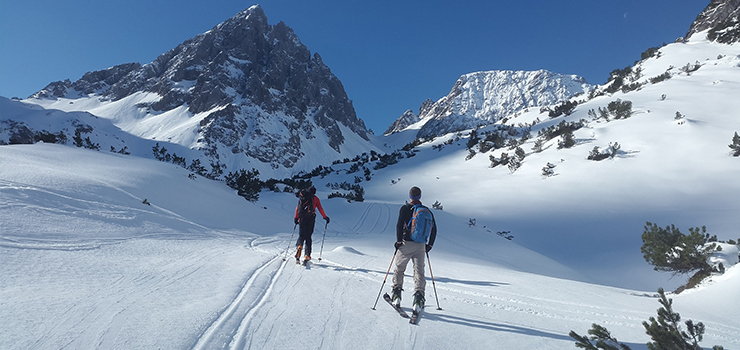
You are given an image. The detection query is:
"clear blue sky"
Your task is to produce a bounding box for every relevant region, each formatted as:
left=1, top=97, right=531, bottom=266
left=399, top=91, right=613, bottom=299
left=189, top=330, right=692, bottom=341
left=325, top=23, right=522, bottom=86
left=1, top=0, right=707, bottom=133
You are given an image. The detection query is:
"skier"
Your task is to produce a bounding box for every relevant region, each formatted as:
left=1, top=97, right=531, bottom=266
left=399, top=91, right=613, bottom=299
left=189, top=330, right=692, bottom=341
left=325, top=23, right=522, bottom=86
left=391, top=186, right=436, bottom=312
left=294, top=186, right=329, bottom=263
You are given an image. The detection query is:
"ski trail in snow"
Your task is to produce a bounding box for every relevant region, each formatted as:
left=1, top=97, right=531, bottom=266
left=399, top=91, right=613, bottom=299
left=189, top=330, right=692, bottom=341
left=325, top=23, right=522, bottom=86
left=350, top=203, right=392, bottom=234
left=191, top=255, right=285, bottom=350
left=230, top=256, right=288, bottom=349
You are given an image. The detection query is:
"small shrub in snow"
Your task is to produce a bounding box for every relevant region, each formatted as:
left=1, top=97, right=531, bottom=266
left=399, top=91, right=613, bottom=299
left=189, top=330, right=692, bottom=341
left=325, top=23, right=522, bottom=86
left=557, top=130, right=576, bottom=149
left=532, top=138, right=544, bottom=153
left=607, top=99, right=632, bottom=120
left=466, top=129, right=480, bottom=150
left=680, top=61, right=701, bottom=75
left=327, top=181, right=365, bottom=202
left=542, top=163, right=556, bottom=177
left=649, top=72, right=671, bottom=84
left=514, top=147, right=526, bottom=161
left=588, top=143, right=621, bottom=161
left=588, top=146, right=610, bottom=161
left=507, top=157, right=522, bottom=173
left=497, top=231, right=513, bottom=240
left=548, top=100, right=578, bottom=119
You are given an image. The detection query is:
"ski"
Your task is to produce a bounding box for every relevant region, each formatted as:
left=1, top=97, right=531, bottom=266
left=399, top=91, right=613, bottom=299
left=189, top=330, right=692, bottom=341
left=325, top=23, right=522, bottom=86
left=382, top=293, right=410, bottom=318
left=409, top=308, right=422, bottom=324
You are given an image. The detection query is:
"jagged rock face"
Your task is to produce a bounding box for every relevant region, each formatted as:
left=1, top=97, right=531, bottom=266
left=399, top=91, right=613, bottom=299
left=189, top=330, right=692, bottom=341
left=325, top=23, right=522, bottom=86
left=30, top=5, right=368, bottom=169
left=384, top=109, right=420, bottom=135
left=400, top=70, right=589, bottom=139
left=686, top=0, right=740, bottom=43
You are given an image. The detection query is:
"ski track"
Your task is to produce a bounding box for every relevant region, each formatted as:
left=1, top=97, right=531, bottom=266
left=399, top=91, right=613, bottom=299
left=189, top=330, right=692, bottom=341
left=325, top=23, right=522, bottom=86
left=191, top=254, right=285, bottom=350
left=350, top=203, right=391, bottom=235
left=4, top=161, right=738, bottom=348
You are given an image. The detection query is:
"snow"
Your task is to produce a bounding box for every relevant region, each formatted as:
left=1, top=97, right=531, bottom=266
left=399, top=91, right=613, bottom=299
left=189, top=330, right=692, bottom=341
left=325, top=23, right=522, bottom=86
left=2, top=33, right=740, bottom=350
left=2, top=139, right=738, bottom=350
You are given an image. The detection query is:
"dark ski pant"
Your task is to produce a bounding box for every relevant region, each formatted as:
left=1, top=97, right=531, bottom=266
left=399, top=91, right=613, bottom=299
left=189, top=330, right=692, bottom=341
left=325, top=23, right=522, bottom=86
left=392, top=241, right=426, bottom=294
left=296, top=216, right=316, bottom=257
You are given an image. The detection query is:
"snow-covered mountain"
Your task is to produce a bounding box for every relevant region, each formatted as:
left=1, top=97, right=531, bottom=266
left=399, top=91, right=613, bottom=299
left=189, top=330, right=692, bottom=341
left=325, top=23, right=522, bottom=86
left=15, top=5, right=374, bottom=178
left=387, top=69, right=591, bottom=138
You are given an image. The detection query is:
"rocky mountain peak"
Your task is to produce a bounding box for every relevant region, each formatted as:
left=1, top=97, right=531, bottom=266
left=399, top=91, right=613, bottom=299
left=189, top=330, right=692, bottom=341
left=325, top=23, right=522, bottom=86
left=686, top=0, right=740, bottom=43
left=383, top=109, right=420, bottom=136
left=387, top=70, right=590, bottom=139
left=29, top=6, right=371, bottom=172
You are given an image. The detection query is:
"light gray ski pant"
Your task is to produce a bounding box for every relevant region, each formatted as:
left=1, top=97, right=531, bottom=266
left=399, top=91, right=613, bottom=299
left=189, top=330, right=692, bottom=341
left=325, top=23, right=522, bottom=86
left=392, top=241, right=426, bottom=294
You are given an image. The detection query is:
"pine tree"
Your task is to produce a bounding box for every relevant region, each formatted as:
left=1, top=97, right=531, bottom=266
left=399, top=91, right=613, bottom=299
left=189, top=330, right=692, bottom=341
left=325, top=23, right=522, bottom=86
left=558, top=130, right=576, bottom=149
left=640, top=222, right=715, bottom=276
left=730, top=131, right=740, bottom=157
left=570, top=288, right=724, bottom=350
left=642, top=288, right=723, bottom=350
left=514, top=146, right=526, bottom=161
left=225, top=169, right=261, bottom=202
left=569, top=324, right=631, bottom=350
left=532, top=138, right=544, bottom=153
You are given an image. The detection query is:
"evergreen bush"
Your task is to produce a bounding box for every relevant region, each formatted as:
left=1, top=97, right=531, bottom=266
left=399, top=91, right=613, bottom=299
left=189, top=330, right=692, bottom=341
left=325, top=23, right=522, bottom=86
left=225, top=169, right=262, bottom=202
left=641, top=223, right=718, bottom=287
left=729, top=131, right=740, bottom=157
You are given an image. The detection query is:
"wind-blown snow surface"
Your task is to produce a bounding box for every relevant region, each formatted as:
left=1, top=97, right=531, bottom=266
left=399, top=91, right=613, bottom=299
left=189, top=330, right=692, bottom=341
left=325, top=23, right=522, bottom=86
left=1, top=143, right=739, bottom=349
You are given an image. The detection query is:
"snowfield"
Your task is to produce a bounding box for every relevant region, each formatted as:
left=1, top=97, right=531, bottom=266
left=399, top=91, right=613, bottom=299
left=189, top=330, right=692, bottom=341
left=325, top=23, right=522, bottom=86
left=1, top=142, right=738, bottom=350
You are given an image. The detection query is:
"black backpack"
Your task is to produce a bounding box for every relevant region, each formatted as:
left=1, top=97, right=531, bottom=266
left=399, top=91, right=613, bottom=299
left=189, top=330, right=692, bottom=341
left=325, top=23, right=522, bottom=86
left=297, top=190, right=315, bottom=220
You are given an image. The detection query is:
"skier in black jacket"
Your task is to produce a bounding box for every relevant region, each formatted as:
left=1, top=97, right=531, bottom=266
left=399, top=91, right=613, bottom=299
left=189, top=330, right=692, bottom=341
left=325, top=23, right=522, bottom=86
left=391, top=186, right=436, bottom=311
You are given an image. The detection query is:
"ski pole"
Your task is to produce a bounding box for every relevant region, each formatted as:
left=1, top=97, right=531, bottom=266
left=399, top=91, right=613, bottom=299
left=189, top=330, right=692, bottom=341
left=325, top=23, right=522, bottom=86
left=426, top=251, right=442, bottom=310
left=318, top=220, right=328, bottom=261
left=372, top=249, right=398, bottom=310
left=282, top=224, right=297, bottom=261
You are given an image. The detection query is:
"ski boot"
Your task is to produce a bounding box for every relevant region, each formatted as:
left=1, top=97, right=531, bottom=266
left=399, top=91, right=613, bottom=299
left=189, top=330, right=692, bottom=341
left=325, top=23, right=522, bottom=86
left=412, top=291, right=425, bottom=312
left=391, top=287, right=402, bottom=307
left=295, top=245, right=302, bottom=263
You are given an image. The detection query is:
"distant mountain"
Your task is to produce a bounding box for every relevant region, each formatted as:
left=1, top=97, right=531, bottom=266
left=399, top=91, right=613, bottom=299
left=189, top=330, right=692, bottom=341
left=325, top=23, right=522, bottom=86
left=22, top=5, right=374, bottom=177
left=387, top=70, right=591, bottom=139
left=383, top=109, right=419, bottom=136
left=686, top=0, right=740, bottom=43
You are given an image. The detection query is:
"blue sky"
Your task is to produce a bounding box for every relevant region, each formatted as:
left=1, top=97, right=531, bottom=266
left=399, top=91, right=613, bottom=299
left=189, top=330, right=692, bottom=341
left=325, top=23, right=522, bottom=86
left=1, top=0, right=707, bottom=133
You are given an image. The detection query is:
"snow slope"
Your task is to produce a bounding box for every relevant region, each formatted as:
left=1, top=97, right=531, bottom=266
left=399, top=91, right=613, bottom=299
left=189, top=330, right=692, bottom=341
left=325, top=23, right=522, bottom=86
left=1, top=142, right=739, bottom=350
left=365, top=33, right=740, bottom=291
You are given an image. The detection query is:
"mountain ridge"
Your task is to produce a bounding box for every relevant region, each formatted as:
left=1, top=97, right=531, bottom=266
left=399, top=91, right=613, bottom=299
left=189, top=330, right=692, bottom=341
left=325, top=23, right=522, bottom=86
left=387, top=69, right=591, bottom=139
left=23, top=5, right=372, bottom=176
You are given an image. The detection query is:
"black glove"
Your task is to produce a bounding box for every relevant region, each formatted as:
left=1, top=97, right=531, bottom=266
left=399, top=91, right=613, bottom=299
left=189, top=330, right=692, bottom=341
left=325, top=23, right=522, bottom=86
left=394, top=241, right=403, bottom=250
left=324, top=216, right=330, bottom=224
left=425, top=244, right=432, bottom=253
left=294, top=217, right=299, bottom=225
